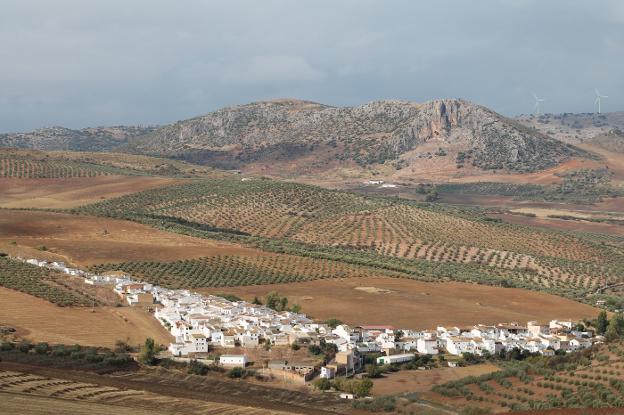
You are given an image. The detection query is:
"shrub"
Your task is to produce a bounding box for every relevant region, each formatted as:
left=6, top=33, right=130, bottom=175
left=228, top=367, right=245, bottom=378
left=188, top=359, right=209, bottom=376
left=314, top=378, right=331, bottom=390
left=34, top=342, right=49, bottom=355
left=352, top=396, right=396, bottom=412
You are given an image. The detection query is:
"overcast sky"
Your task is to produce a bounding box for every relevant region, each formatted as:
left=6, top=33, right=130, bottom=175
left=1, top=0, right=623, bottom=132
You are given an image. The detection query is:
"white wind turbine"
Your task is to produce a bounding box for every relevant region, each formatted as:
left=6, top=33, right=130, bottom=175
left=595, top=89, right=608, bottom=114
left=532, top=93, right=545, bottom=116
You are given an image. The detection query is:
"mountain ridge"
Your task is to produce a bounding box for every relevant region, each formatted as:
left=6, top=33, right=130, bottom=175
left=121, top=98, right=586, bottom=174
left=0, top=99, right=598, bottom=176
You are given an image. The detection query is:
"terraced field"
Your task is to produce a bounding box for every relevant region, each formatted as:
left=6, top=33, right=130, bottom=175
left=0, top=256, right=104, bottom=307
left=0, top=155, right=133, bottom=178
left=90, top=254, right=397, bottom=288
left=0, top=369, right=300, bottom=415
left=0, top=148, right=223, bottom=179
left=79, top=178, right=624, bottom=301
left=430, top=342, right=624, bottom=412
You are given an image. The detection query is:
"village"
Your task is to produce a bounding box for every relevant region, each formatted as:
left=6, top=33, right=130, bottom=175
left=20, top=257, right=599, bottom=385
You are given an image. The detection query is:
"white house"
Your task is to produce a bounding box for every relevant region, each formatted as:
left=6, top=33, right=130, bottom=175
left=445, top=337, right=474, bottom=355
left=417, top=338, right=439, bottom=355
left=220, top=355, right=247, bottom=367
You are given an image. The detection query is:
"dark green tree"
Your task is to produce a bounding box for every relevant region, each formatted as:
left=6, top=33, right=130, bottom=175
left=597, top=311, right=609, bottom=335
left=139, top=337, right=157, bottom=365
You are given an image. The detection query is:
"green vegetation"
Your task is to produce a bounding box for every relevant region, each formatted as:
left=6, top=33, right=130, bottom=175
left=0, top=340, right=133, bottom=371
left=0, top=256, right=102, bottom=306
left=331, top=377, right=374, bottom=397
left=89, top=254, right=392, bottom=289
left=138, top=337, right=159, bottom=365
left=433, top=343, right=624, bottom=412
left=0, top=153, right=139, bottom=178
left=77, top=177, right=624, bottom=304
left=352, top=396, right=397, bottom=412
left=437, top=168, right=623, bottom=204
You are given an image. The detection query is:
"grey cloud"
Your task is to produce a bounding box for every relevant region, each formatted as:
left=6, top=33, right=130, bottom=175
left=0, top=0, right=622, bottom=132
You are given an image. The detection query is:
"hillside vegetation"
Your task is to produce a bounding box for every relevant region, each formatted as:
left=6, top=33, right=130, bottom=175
left=78, top=177, right=624, bottom=304
left=122, top=98, right=585, bottom=173
left=0, top=148, right=221, bottom=178
left=0, top=125, right=157, bottom=151
left=437, top=168, right=624, bottom=204
left=432, top=342, right=624, bottom=412
left=515, top=112, right=624, bottom=144
left=0, top=256, right=103, bottom=307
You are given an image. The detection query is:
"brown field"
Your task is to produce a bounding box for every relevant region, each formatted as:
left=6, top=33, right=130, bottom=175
left=0, top=210, right=265, bottom=267
left=372, top=363, right=500, bottom=396
left=202, top=277, right=600, bottom=330
left=0, top=392, right=160, bottom=415
left=0, top=175, right=179, bottom=209
left=446, top=158, right=603, bottom=185
left=0, top=364, right=343, bottom=415
left=491, top=213, right=624, bottom=237
left=579, top=143, right=624, bottom=183
left=0, top=287, right=173, bottom=348
left=0, top=369, right=306, bottom=415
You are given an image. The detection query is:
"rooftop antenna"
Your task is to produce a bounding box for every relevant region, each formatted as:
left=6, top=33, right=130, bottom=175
left=532, top=93, right=545, bottom=116
left=595, top=89, right=608, bottom=114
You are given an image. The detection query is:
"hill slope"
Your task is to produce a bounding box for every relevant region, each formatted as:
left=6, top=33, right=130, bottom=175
left=0, top=148, right=221, bottom=178
left=515, top=112, right=624, bottom=144
left=79, top=177, right=624, bottom=302
left=0, top=125, right=158, bottom=152
left=122, top=98, right=585, bottom=174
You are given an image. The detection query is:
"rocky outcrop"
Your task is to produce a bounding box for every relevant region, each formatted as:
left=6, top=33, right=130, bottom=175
left=122, top=98, right=583, bottom=172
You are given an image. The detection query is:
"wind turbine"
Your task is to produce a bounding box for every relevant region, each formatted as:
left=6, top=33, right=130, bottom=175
left=532, top=93, right=545, bottom=116
left=595, top=89, right=608, bottom=114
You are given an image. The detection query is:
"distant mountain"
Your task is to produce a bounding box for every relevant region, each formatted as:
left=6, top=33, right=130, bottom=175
left=515, top=112, right=624, bottom=144
left=0, top=125, right=158, bottom=152
left=121, top=98, right=585, bottom=174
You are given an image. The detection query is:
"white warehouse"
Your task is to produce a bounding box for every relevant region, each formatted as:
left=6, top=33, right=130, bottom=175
left=376, top=353, right=415, bottom=365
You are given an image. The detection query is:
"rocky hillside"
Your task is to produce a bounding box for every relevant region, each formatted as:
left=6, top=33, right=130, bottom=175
left=0, top=125, right=158, bottom=152
left=122, top=98, right=585, bottom=173
left=515, top=112, right=624, bottom=144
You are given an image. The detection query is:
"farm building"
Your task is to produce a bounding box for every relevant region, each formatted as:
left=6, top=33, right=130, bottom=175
left=220, top=355, right=248, bottom=367
left=376, top=353, right=415, bottom=365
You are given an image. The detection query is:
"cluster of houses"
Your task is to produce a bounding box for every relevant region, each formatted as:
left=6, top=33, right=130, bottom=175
left=24, top=258, right=156, bottom=306
left=17, top=257, right=599, bottom=382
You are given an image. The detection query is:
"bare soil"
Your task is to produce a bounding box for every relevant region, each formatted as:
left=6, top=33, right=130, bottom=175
left=201, top=277, right=600, bottom=330
left=0, top=210, right=267, bottom=267
left=0, top=287, right=173, bottom=348
left=0, top=362, right=343, bottom=415
left=0, top=175, right=180, bottom=209
left=372, top=363, right=500, bottom=396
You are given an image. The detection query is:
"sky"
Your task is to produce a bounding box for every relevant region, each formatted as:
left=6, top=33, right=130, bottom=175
left=1, top=0, right=623, bottom=132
